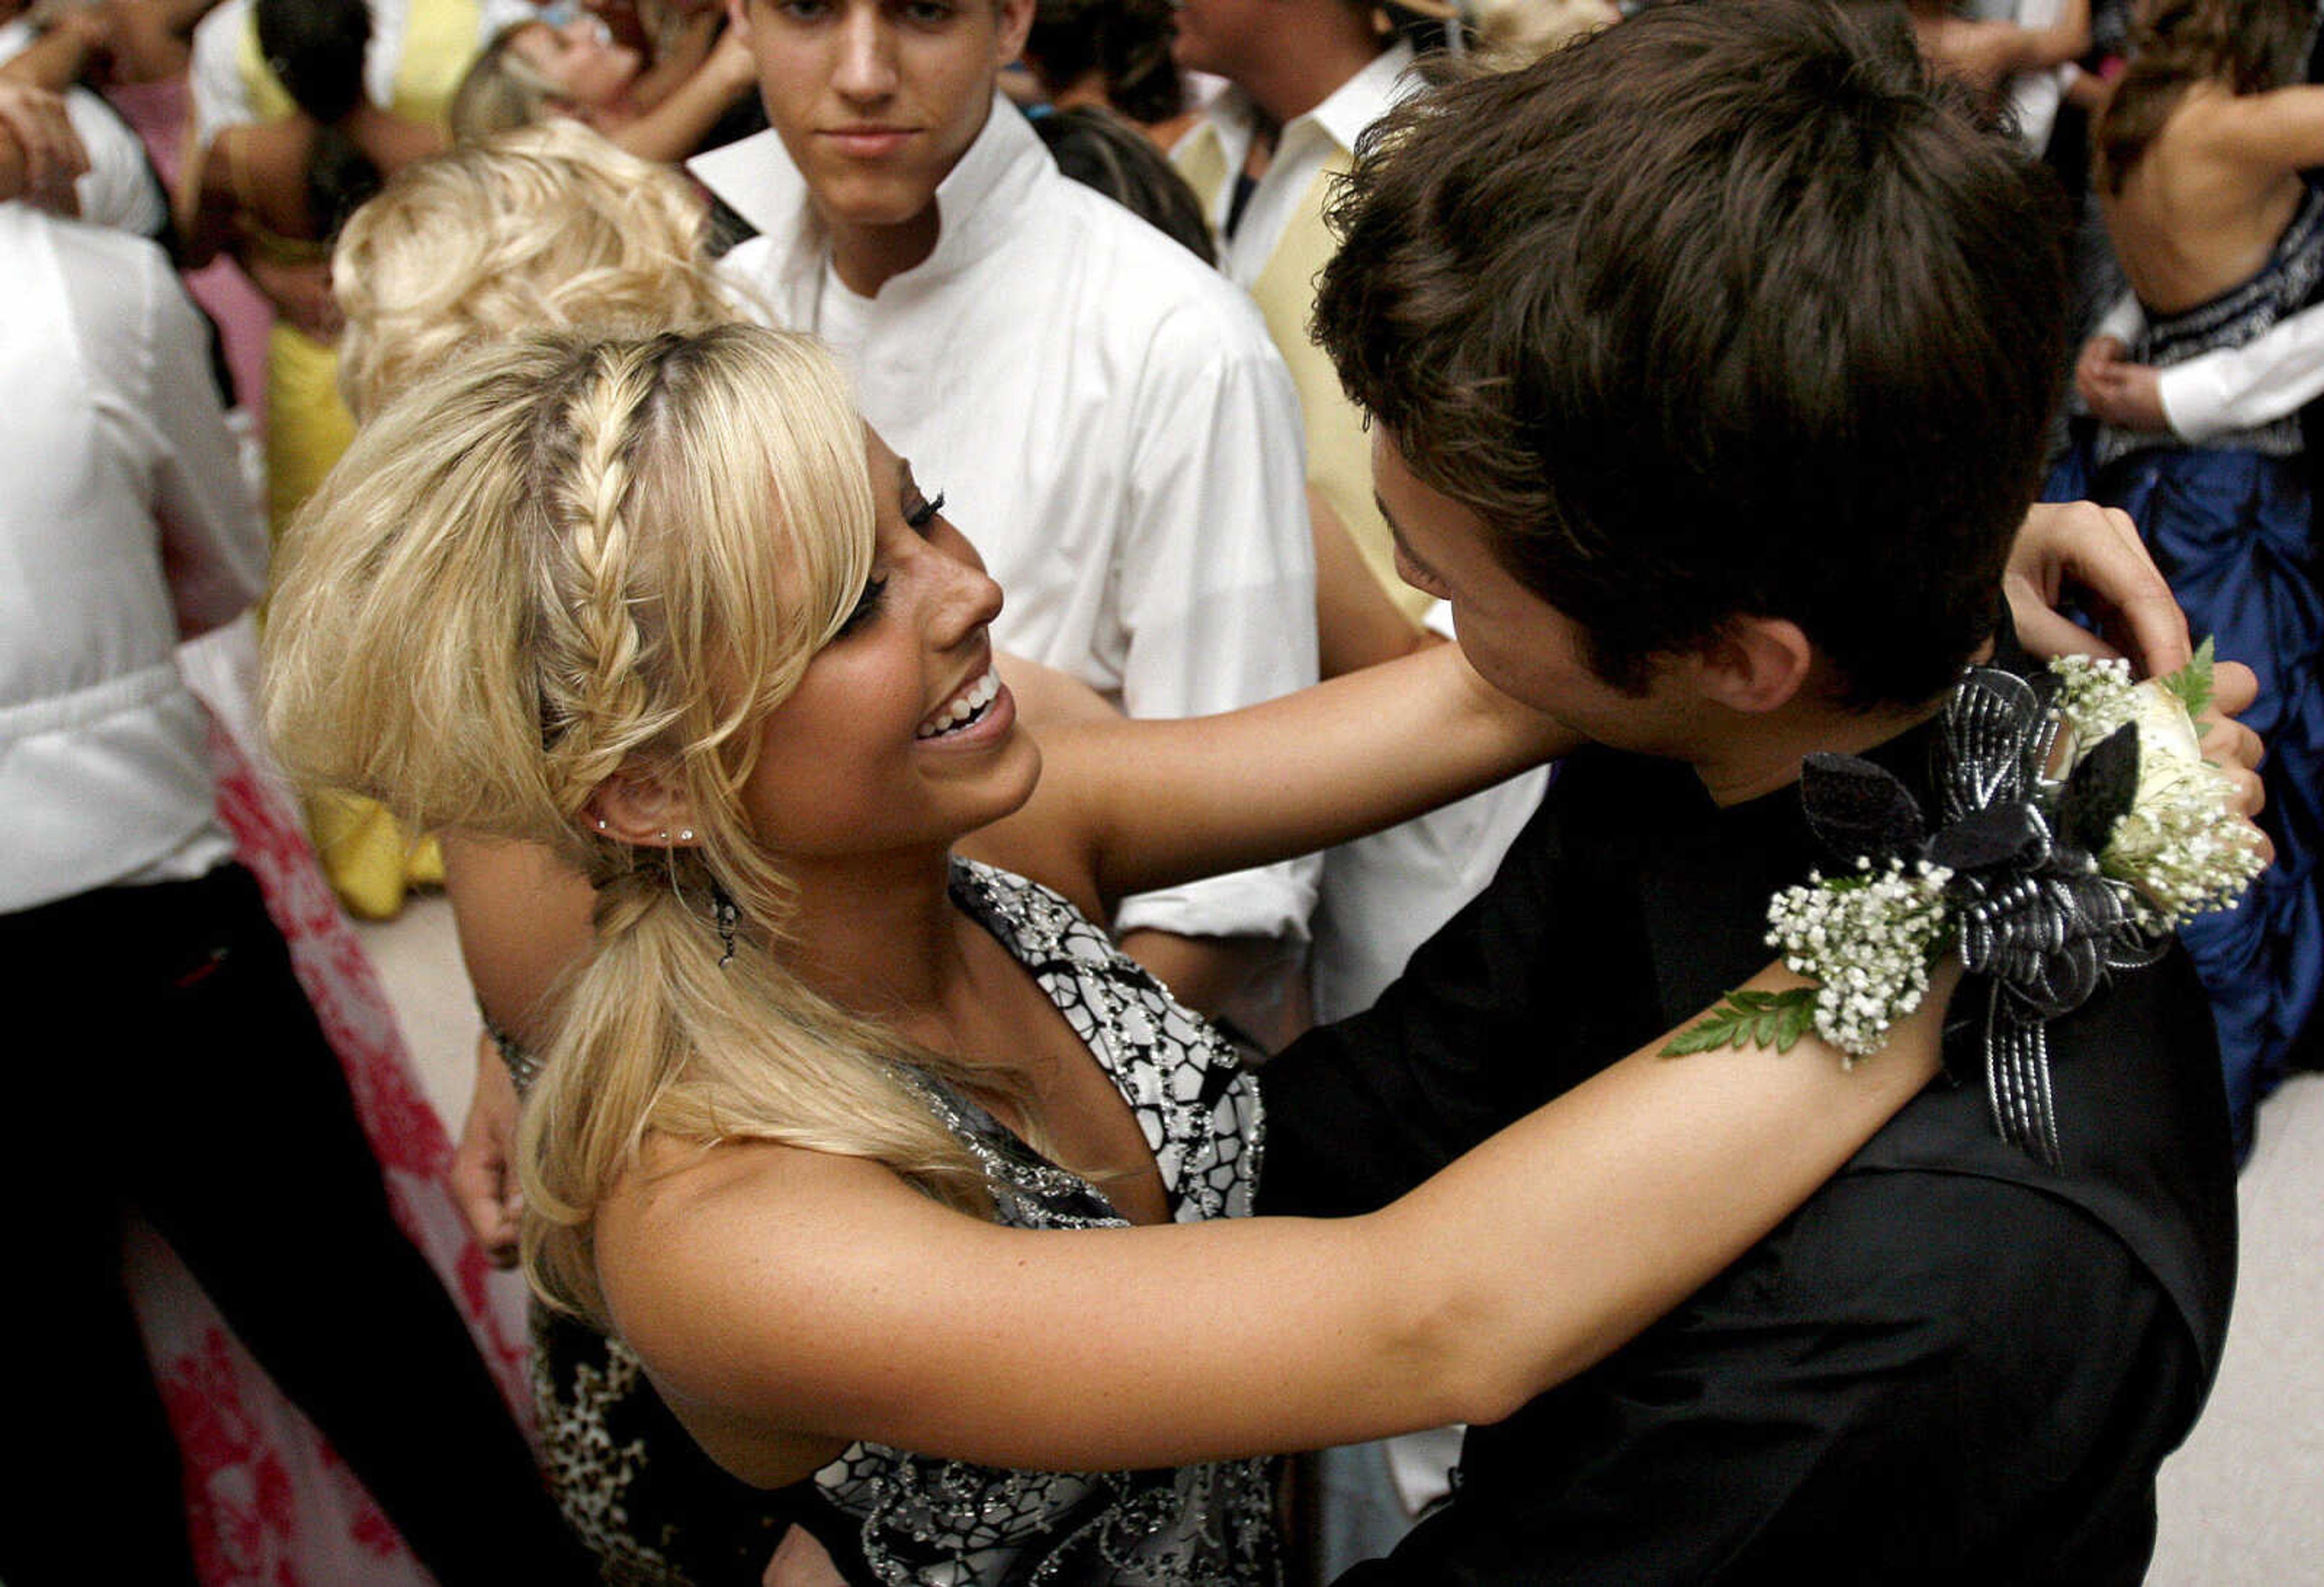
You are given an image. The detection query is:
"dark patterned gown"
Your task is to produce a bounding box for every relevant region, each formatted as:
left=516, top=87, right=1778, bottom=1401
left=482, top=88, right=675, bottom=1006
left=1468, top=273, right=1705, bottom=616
left=534, top=859, right=1278, bottom=1586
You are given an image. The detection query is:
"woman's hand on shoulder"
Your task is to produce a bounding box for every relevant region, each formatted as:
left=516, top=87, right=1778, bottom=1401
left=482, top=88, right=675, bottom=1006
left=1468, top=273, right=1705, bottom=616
left=2003, top=500, right=2187, bottom=675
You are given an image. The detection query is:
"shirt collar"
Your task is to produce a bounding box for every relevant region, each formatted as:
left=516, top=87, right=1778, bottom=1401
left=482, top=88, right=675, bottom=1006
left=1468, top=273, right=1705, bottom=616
left=1195, top=39, right=1417, bottom=177
left=1305, top=39, right=1417, bottom=155
left=689, top=92, right=1048, bottom=293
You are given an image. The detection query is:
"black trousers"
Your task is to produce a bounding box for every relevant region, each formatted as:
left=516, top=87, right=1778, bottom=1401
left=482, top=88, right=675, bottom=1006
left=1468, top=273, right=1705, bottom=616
left=0, top=865, right=596, bottom=1585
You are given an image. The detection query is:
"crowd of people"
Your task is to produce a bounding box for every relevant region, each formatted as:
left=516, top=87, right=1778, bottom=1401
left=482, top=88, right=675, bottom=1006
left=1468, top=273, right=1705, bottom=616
left=0, top=0, right=2311, bottom=1582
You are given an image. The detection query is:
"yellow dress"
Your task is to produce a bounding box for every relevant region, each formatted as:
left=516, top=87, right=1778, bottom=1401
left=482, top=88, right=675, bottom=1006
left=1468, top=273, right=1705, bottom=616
left=237, top=0, right=476, bottom=917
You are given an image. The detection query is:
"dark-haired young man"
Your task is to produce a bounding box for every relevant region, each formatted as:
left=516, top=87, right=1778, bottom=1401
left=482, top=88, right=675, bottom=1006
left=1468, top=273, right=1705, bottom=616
left=1256, top=3, right=2239, bottom=1580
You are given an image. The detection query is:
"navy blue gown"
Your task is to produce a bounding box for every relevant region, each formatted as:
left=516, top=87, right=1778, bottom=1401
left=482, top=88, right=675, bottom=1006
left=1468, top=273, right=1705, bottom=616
left=2047, top=184, right=2324, bottom=1160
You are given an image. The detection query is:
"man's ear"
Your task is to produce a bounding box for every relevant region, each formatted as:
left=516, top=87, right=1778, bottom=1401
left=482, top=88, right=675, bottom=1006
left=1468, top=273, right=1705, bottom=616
left=588, top=769, right=704, bottom=848
left=1693, top=615, right=1815, bottom=716
left=994, top=0, right=1036, bottom=66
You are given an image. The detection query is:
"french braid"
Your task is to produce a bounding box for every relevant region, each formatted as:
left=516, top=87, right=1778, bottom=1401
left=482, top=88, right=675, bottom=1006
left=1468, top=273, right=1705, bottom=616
left=267, top=327, right=1008, bottom=1325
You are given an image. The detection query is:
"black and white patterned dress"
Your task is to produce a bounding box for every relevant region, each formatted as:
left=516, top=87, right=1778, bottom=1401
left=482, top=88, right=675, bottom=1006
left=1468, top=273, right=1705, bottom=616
left=536, top=860, right=1276, bottom=1586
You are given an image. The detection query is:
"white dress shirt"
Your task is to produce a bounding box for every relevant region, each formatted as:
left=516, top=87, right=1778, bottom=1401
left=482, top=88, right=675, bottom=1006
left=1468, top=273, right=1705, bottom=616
left=2091, top=290, right=2324, bottom=442
left=0, top=24, right=167, bottom=237
left=695, top=100, right=1319, bottom=943
left=1174, top=47, right=1549, bottom=1023
left=1187, top=41, right=1413, bottom=292
left=0, top=208, right=265, bottom=912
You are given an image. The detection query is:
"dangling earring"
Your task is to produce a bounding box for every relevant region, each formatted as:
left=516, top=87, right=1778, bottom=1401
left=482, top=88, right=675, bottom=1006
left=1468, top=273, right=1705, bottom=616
left=712, top=880, right=740, bottom=967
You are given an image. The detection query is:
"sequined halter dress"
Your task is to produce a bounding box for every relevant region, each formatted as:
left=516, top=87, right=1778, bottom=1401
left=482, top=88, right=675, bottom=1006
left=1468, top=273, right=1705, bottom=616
left=534, top=860, right=1278, bottom=1586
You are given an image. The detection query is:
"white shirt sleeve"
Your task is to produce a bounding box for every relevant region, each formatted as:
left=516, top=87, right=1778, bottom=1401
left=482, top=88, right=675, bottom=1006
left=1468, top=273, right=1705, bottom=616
left=74, top=240, right=268, bottom=638
left=1109, top=301, right=1322, bottom=943
left=2093, top=291, right=2145, bottom=348
left=64, top=89, right=166, bottom=238
left=476, top=0, right=537, bottom=36
left=2155, top=301, right=2324, bottom=440
left=188, top=0, right=255, bottom=143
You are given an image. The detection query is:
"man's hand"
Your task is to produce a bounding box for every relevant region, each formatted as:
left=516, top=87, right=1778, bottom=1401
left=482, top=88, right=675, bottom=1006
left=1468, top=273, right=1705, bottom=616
left=2003, top=500, right=2190, bottom=677
left=2076, top=336, right=2171, bottom=433
left=450, top=1029, right=522, bottom=1268
left=0, top=80, right=86, bottom=211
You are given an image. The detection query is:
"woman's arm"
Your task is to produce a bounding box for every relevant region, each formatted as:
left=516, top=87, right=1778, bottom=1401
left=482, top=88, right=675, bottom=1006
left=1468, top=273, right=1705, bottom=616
left=439, top=830, right=593, bottom=1051
left=602, top=24, right=753, bottom=164
left=2187, top=83, right=2324, bottom=182
left=982, top=642, right=1577, bottom=914
left=599, top=958, right=1955, bottom=1480
left=1313, top=486, right=1436, bottom=679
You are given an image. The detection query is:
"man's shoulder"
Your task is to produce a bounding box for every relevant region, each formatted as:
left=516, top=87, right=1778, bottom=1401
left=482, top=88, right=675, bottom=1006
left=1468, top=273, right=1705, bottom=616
left=6, top=209, right=171, bottom=335
left=1022, top=177, right=1276, bottom=355
left=1403, top=1164, right=2203, bottom=1587
left=1627, top=938, right=2236, bottom=1388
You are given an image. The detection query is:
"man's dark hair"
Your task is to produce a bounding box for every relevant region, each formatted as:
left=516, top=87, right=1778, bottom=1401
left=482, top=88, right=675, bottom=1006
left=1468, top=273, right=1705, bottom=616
left=1025, top=0, right=1186, bottom=125
left=1313, top=0, right=2070, bottom=707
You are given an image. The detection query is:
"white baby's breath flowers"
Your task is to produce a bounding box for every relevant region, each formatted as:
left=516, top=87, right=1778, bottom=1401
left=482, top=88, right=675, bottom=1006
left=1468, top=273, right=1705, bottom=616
left=1675, top=653, right=2262, bottom=1075
left=2048, top=655, right=2266, bottom=928
left=1766, top=857, right=1954, bottom=1060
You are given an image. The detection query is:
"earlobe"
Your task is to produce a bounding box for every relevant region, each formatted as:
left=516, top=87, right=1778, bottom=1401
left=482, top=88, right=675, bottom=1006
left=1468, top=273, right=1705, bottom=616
left=1697, top=617, right=1814, bottom=716
left=589, top=770, right=704, bottom=848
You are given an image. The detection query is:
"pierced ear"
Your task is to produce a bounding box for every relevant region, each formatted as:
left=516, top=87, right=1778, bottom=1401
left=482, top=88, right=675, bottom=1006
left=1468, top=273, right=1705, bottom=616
left=1695, top=616, right=1815, bottom=716
left=588, top=769, right=704, bottom=849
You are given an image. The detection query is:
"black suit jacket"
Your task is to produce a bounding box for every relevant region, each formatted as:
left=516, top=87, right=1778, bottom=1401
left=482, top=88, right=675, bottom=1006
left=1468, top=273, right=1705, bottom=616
left=1261, top=701, right=2238, bottom=1585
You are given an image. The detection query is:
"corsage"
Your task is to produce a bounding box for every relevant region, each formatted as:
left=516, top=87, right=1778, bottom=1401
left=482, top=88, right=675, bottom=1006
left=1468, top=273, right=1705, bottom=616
left=1666, top=644, right=2265, bottom=1164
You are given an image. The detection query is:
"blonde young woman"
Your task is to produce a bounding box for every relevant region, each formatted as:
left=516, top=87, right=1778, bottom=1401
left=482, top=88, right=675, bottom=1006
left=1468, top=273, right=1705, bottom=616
left=446, top=7, right=757, bottom=163
left=324, top=123, right=1560, bottom=1581
left=259, top=323, right=1986, bottom=1584
left=333, top=118, right=738, bottom=416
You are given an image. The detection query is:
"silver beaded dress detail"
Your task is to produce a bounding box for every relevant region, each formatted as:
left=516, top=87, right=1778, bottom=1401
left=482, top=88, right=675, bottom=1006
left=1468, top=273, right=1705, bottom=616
left=533, top=860, right=1275, bottom=1586
left=812, top=860, right=1275, bottom=1586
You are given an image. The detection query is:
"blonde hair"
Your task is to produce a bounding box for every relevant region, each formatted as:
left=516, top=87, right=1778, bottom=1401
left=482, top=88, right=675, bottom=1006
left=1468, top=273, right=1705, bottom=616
left=264, top=327, right=1002, bottom=1323
left=448, top=21, right=565, bottom=144
left=1472, top=0, right=1619, bottom=67
left=333, top=120, right=735, bottom=421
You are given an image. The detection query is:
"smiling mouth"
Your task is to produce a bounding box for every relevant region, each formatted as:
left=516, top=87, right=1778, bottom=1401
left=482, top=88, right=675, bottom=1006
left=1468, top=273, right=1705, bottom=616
left=916, top=669, right=1000, bottom=739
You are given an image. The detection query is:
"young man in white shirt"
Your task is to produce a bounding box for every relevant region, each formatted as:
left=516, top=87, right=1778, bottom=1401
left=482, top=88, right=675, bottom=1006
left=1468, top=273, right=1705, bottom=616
left=0, top=135, right=593, bottom=1587
left=694, top=0, right=1318, bottom=1015
left=1171, top=0, right=1431, bottom=618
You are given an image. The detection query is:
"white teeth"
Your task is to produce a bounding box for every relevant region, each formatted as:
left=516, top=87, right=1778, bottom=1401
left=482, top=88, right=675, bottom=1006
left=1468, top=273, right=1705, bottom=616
left=916, top=669, right=1000, bottom=738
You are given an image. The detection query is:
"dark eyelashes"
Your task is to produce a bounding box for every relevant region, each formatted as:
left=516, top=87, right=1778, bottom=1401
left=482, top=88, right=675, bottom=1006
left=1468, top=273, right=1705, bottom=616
left=838, top=576, right=887, bottom=637
left=837, top=487, right=940, bottom=639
